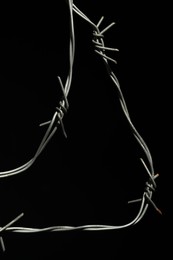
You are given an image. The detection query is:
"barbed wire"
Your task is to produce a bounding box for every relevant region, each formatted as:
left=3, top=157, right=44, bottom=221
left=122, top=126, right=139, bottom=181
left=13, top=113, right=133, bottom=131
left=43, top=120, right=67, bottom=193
left=0, top=0, right=161, bottom=252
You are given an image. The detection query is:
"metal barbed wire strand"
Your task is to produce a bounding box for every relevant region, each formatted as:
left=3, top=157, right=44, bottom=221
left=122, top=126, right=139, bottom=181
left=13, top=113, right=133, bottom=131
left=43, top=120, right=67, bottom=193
left=73, top=1, right=160, bottom=213
left=0, top=0, right=161, bottom=251
left=0, top=0, right=75, bottom=179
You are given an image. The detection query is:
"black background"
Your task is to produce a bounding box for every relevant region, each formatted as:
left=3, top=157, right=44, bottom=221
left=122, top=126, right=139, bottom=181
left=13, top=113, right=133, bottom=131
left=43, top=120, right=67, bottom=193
left=0, top=1, right=170, bottom=259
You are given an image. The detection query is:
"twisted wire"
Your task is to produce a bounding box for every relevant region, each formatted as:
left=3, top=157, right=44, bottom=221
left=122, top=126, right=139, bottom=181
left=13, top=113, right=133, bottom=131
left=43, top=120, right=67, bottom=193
left=0, top=0, right=160, bottom=251
left=0, top=1, right=74, bottom=179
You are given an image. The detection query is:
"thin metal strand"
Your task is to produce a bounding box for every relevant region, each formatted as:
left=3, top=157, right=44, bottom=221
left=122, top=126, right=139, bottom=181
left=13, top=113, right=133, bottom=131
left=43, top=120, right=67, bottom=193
left=95, top=45, right=119, bottom=51
left=0, top=0, right=159, bottom=244
left=57, top=76, right=69, bottom=109
left=0, top=213, right=24, bottom=233
left=97, top=16, right=104, bottom=27
left=0, top=237, right=5, bottom=252
left=94, top=50, right=117, bottom=64
left=100, top=22, right=116, bottom=34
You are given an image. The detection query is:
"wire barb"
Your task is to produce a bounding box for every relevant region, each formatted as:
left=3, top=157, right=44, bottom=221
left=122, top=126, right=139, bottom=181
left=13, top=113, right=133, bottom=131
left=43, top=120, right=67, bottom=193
left=100, top=22, right=116, bottom=34
left=97, top=16, right=104, bottom=27
left=94, top=50, right=117, bottom=64
left=0, top=213, right=24, bottom=252
left=0, top=237, right=5, bottom=252
left=145, top=193, right=162, bottom=215
left=95, top=45, right=119, bottom=52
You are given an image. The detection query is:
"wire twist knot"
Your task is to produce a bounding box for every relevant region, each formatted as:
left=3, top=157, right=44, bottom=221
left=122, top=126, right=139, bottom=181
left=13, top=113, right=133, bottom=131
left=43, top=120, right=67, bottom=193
left=144, top=173, right=162, bottom=215
left=92, top=17, right=119, bottom=65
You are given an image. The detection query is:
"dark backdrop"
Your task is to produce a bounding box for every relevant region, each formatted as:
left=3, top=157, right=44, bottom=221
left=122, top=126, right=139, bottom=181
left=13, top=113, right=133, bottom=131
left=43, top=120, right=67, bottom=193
left=0, top=1, right=169, bottom=259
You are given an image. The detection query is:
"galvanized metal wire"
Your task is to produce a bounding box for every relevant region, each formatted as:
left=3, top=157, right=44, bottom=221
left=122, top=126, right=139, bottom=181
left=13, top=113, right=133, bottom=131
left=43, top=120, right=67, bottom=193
left=0, top=0, right=160, bottom=252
